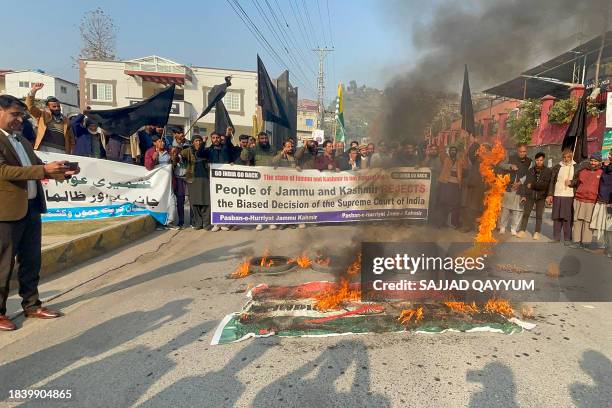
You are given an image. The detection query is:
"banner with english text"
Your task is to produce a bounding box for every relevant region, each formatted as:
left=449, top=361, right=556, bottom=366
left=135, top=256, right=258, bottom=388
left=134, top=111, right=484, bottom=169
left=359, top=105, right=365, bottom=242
left=37, top=152, right=174, bottom=224
left=210, top=164, right=431, bottom=225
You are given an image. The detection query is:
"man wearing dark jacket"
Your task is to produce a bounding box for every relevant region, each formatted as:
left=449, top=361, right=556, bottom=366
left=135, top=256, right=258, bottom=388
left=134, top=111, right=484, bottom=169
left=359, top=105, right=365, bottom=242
left=588, top=151, right=612, bottom=256
left=498, top=144, right=532, bottom=235
left=517, top=152, right=552, bottom=240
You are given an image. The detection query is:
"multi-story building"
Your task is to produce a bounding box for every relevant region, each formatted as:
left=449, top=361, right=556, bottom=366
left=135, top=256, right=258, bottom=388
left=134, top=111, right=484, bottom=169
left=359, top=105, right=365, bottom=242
left=0, top=69, right=79, bottom=114
left=79, top=55, right=257, bottom=138
left=296, top=99, right=318, bottom=145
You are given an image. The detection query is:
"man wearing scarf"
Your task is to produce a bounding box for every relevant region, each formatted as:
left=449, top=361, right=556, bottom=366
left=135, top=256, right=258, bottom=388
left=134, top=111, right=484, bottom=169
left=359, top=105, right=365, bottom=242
left=70, top=114, right=106, bottom=158
left=178, top=135, right=211, bottom=230
left=26, top=83, right=74, bottom=153
left=546, top=149, right=576, bottom=244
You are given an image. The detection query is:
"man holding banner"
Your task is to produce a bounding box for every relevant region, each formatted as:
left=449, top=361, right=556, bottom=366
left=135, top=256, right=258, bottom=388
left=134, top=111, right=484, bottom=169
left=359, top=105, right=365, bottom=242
left=0, top=95, right=80, bottom=331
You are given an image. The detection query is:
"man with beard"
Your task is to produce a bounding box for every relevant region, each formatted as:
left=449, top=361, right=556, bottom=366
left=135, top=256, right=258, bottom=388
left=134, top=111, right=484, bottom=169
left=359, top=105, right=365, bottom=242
left=393, top=142, right=419, bottom=167
left=314, top=140, right=338, bottom=171
left=179, top=135, right=211, bottom=230
left=241, top=132, right=278, bottom=230
left=233, top=134, right=253, bottom=165
left=498, top=143, right=532, bottom=236
left=70, top=114, right=106, bottom=158
left=295, top=138, right=318, bottom=169
left=370, top=141, right=390, bottom=168
left=208, top=132, right=237, bottom=231
left=26, top=83, right=74, bottom=153
left=240, top=132, right=276, bottom=167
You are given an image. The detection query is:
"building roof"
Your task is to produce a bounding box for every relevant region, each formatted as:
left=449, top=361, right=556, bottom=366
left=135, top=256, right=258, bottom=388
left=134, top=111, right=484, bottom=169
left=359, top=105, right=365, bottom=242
left=484, top=30, right=612, bottom=100
left=4, top=69, right=77, bottom=86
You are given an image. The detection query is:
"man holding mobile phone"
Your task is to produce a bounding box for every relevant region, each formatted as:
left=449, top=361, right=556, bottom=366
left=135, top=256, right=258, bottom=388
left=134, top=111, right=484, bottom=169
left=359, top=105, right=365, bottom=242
left=0, top=94, right=80, bottom=331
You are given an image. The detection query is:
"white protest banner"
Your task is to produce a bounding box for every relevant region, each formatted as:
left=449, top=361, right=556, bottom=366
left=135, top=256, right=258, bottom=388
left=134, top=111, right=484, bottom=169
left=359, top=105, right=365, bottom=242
left=210, top=164, right=431, bottom=225
left=37, top=152, right=174, bottom=224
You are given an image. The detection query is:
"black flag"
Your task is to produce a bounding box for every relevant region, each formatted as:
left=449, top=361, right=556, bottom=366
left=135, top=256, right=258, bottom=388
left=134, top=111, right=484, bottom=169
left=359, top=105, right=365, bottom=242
left=195, top=76, right=232, bottom=123
left=561, top=93, right=589, bottom=163
left=257, top=55, right=290, bottom=128
left=214, top=100, right=234, bottom=135
left=460, top=65, right=475, bottom=136
left=85, top=84, right=175, bottom=136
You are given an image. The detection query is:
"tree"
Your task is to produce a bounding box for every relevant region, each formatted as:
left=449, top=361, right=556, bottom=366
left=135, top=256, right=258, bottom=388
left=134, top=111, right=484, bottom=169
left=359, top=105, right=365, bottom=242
left=77, top=8, right=117, bottom=61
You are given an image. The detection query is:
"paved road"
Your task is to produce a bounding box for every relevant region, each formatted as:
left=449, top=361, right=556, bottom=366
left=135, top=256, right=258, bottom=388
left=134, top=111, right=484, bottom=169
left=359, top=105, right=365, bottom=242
left=1, top=222, right=611, bottom=407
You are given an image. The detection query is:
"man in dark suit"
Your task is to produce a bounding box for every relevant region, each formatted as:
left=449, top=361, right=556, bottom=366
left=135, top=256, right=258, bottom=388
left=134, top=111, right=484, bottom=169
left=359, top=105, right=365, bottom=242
left=0, top=95, right=79, bottom=331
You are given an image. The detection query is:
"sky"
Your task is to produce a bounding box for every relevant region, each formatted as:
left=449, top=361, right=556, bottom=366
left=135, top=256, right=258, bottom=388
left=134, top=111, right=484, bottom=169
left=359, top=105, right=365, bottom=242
left=0, top=0, right=438, bottom=102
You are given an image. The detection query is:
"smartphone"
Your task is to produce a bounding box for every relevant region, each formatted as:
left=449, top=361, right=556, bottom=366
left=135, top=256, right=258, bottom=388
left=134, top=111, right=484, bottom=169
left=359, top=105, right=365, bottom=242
left=67, top=162, right=79, bottom=170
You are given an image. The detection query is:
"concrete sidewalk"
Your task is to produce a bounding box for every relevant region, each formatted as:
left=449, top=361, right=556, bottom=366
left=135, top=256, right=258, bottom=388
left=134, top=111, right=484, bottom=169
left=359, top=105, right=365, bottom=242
left=37, top=216, right=157, bottom=279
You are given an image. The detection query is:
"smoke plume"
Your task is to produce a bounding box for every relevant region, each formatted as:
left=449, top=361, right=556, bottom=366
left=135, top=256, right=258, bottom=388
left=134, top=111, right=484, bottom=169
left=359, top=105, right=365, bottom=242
left=383, top=0, right=610, bottom=145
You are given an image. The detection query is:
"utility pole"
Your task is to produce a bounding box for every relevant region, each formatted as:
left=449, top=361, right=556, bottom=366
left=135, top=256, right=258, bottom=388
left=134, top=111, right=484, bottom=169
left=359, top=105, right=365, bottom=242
left=313, top=47, right=333, bottom=131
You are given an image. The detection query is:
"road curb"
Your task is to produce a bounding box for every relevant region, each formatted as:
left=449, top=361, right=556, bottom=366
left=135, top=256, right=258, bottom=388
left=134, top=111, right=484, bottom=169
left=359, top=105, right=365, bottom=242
left=39, top=215, right=157, bottom=279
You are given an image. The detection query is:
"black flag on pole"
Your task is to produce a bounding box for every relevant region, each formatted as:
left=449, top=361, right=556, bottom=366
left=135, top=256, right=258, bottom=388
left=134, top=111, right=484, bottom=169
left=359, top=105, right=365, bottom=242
left=85, top=85, right=175, bottom=136
left=561, top=93, right=589, bottom=163
left=257, top=55, right=290, bottom=128
left=460, top=65, right=475, bottom=136
left=214, top=100, right=234, bottom=135
left=194, top=76, right=232, bottom=123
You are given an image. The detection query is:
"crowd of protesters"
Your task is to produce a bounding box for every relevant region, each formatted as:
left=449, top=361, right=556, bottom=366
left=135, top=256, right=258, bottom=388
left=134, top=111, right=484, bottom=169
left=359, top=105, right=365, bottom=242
left=425, top=137, right=612, bottom=258
left=11, top=83, right=612, bottom=256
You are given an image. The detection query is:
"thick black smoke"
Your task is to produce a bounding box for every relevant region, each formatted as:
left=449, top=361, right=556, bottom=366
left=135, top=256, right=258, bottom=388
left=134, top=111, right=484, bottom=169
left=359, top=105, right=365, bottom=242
left=383, top=0, right=610, bottom=145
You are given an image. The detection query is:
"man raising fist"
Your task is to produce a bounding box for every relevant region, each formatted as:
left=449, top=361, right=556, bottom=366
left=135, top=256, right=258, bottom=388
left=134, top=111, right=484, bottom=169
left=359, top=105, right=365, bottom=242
left=26, top=82, right=75, bottom=153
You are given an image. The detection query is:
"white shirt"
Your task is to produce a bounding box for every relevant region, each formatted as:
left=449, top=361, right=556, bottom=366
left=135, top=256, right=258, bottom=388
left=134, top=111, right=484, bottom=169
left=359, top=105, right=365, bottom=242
left=0, top=128, right=37, bottom=199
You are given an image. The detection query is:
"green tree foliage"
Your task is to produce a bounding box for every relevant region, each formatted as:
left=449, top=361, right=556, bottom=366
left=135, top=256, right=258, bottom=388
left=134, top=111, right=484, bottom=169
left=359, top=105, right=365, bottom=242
left=508, top=99, right=541, bottom=145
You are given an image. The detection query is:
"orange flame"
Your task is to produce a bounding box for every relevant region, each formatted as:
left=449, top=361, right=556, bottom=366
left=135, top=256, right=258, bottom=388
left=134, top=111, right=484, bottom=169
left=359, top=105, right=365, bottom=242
left=475, top=140, right=510, bottom=244
left=443, top=301, right=479, bottom=313
left=398, top=307, right=424, bottom=325
left=346, top=252, right=362, bottom=276
left=231, top=258, right=252, bottom=278
left=260, top=250, right=274, bottom=268
left=521, top=305, right=535, bottom=319
left=314, top=278, right=360, bottom=310
left=288, top=251, right=312, bottom=268
left=484, top=298, right=514, bottom=317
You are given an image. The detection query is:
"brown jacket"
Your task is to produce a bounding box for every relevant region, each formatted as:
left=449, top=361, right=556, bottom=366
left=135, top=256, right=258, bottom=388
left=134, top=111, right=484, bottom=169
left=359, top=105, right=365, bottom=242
left=0, top=131, right=48, bottom=221
left=438, top=145, right=466, bottom=184
left=25, top=94, right=75, bottom=153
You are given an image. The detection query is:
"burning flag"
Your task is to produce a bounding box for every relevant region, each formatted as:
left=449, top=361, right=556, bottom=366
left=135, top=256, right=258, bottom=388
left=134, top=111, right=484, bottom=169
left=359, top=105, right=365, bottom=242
left=475, top=140, right=510, bottom=243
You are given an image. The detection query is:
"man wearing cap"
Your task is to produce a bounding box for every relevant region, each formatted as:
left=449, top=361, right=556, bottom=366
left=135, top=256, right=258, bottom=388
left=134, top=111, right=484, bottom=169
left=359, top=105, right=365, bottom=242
left=568, top=153, right=603, bottom=248
left=26, top=83, right=74, bottom=153
left=70, top=113, right=106, bottom=158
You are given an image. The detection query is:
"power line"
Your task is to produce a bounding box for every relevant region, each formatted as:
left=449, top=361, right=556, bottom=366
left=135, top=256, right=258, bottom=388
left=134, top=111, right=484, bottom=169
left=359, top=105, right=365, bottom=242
left=300, top=0, right=320, bottom=47
left=250, top=0, right=314, bottom=89
left=226, top=0, right=314, bottom=92
left=325, top=0, right=334, bottom=48
left=316, top=0, right=328, bottom=46
left=258, top=0, right=318, bottom=90
left=271, top=0, right=318, bottom=76
left=289, top=0, right=314, bottom=50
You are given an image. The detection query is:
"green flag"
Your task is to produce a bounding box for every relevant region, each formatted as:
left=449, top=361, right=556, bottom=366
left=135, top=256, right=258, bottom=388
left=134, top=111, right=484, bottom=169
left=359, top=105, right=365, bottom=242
left=335, top=83, right=345, bottom=142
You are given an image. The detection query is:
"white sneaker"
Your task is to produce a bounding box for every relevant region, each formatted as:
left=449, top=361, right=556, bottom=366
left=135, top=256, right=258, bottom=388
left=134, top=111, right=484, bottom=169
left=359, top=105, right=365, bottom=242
left=511, top=230, right=517, bottom=236
left=499, top=227, right=506, bottom=234
left=211, top=225, right=221, bottom=232
left=220, top=226, right=230, bottom=231
left=298, top=223, right=306, bottom=229
left=255, top=224, right=264, bottom=231
left=533, top=232, right=541, bottom=240
left=268, top=225, right=278, bottom=230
